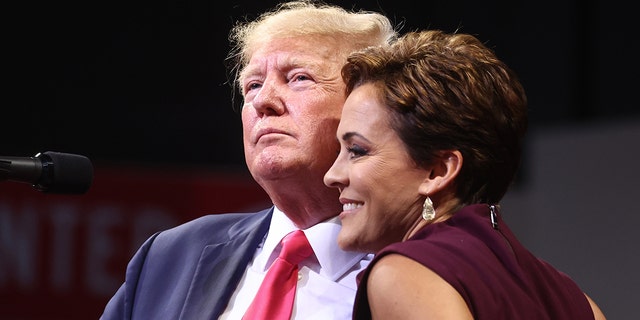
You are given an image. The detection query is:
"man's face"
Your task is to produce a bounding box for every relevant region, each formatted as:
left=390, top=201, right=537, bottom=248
left=240, top=36, right=347, bottom=185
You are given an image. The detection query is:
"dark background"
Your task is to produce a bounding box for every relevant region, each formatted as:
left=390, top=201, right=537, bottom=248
left=3, top=0, right=636, bottom=167
left=2, top=1, right=638, bottom=319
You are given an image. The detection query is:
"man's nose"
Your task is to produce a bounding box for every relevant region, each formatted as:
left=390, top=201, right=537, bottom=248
left=251, top=80, right=285, bottom=116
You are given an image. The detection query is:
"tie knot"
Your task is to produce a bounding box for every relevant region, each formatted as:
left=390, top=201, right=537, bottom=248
left=279, top=230, right=313, bottom=265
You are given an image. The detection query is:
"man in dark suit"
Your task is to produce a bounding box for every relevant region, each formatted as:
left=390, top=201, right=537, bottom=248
left=100, top=1, right=397, bottom=319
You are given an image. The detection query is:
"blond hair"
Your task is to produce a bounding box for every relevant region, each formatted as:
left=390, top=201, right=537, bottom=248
left=226, top=0, right=396, bottom=103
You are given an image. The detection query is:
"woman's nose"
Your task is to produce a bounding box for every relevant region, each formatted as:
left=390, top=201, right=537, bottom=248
left=324, top=159, right=347, bottom=190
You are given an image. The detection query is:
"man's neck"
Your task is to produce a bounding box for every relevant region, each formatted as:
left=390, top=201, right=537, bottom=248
left=261, top=181, right=341, bottom=229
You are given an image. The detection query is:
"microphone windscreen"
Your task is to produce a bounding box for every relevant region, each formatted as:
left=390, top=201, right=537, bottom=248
left=40, top=151, right=94, bottom=194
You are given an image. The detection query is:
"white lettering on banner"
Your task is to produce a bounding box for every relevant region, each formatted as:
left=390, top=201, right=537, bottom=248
left=0, top=199, right=177, bottom=296
left=50, top=203, right=79, bottom=292
left=86, top=205, right=125, bottom=296
left=0, top=202, right=38, bottom=290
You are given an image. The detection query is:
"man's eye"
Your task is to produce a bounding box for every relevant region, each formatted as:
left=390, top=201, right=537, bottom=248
left=246, top=82, right=262, bottom=91
left=291, top=74, right=311, bottom=82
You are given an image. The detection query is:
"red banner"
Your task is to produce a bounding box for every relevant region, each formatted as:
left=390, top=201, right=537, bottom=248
left=0, top=165, right=271, bottom=319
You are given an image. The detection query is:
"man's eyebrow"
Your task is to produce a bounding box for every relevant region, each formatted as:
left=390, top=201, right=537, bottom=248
left=239, top=67, right=260, bottom=83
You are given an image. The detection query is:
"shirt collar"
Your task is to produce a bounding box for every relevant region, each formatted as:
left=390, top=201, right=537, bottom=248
left=255, top=206, right=368, bottom=281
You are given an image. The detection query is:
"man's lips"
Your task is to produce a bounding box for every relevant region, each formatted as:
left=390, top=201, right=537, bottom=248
left=254, top=128, right=290, bottom=143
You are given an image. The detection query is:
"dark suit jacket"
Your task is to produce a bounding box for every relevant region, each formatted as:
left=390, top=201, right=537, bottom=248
left=100, top=207, right=273, bottom=320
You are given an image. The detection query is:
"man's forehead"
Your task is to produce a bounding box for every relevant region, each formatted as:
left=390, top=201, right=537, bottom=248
left=240, top=48, right=338, bottom=81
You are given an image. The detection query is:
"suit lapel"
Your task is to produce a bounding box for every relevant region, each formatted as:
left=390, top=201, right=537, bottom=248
left=179, top=208, right=272, bottom=319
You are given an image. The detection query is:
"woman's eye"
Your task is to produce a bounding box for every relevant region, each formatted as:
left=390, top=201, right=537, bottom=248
left=347, top=144, right=368, bottom=159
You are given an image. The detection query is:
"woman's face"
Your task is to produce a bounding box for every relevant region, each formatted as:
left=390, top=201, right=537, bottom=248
left=324, top=83, right=430, bottom=253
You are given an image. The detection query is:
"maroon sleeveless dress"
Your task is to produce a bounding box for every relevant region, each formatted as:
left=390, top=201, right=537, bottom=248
left=353, top=204, right=594, bottom=319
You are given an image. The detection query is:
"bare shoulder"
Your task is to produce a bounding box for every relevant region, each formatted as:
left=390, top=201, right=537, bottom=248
left=366, top=253, right=473, bottom=319
left=584, top=293, right=607, bottom=320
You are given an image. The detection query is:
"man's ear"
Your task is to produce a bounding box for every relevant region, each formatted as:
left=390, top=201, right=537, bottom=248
left=418, top=150, right=463, bottom=196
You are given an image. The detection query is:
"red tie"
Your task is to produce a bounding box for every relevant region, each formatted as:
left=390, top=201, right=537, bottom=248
left=244, top=230, right=313, bottom=320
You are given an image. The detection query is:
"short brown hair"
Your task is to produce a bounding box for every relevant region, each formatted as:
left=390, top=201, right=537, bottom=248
left=342, top=30, right=528, bottom=204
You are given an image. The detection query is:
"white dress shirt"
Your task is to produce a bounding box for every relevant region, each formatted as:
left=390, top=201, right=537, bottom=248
left=219, top=206, right=372, bottom=319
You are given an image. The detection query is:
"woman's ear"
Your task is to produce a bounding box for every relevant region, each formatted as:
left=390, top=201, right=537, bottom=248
left=418, top=150, right=463, bottom=196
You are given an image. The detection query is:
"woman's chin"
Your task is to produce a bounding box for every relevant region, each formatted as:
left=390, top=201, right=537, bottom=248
left=337, top=232, right=357, bottom=251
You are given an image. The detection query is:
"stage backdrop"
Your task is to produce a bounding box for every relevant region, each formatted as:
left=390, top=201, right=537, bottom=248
left=0, top=165, right=271, bottom=319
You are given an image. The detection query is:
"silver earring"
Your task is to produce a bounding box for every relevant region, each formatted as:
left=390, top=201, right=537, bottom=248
left=422, top=196, right=435, bottom=221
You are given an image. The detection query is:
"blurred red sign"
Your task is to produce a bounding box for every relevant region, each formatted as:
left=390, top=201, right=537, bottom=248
left=0, top=165, right=270, bottom=319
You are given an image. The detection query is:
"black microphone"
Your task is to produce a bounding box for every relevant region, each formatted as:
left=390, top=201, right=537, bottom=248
left=0, top=151, right=93, bottom=194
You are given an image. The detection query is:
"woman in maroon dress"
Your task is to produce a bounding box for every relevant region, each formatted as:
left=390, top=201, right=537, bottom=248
left=324, top=30, right=606, bottom=320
